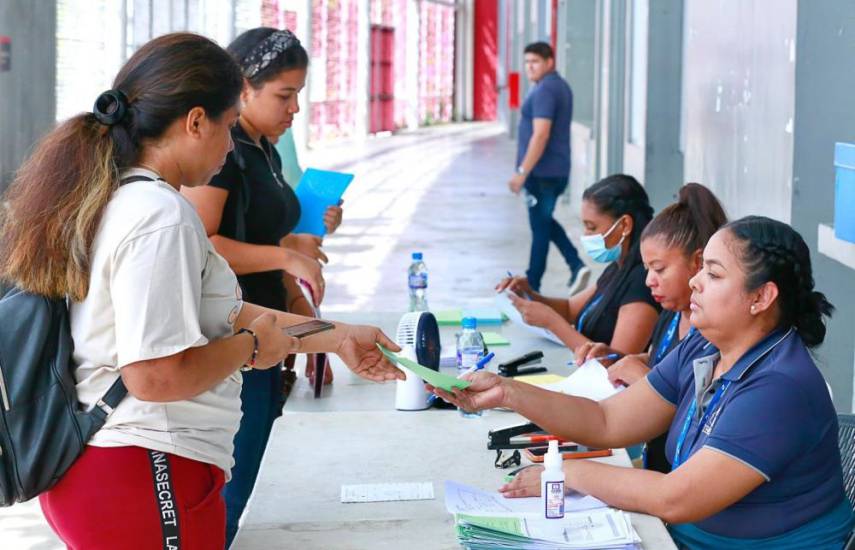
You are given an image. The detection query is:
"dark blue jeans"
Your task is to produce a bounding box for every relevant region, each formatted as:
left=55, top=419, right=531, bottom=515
left=224, top=365, right=285, bottom=548
left=524, top=175, right=582, bottom=291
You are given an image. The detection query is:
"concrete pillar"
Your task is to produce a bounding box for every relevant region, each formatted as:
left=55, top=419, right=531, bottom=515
left=643, top=0, right=685, bottom=210
left=454, top=0, right=474, bottom=122
left=354, top=0, right=371, bottom=138
left=0, top=1, right=57, bottom=194
left=792, top=0, right=855, bottom=411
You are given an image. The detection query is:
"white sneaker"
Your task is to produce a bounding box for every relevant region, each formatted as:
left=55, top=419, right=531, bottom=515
left=567, top=266, right=591, bottom=296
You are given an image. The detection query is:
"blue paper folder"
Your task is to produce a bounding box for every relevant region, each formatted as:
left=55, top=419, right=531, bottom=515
left=292, top=168, right=354, bottom=236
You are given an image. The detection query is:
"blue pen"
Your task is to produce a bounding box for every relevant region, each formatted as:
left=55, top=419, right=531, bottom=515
left=456, top=352, right=495, bottom=380
left=476, top=352, right=495, bottom=369
left=571, top=353, right=622, bottom=366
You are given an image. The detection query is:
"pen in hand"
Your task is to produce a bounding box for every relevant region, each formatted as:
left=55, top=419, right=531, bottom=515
left=572, top=353, right=622, bottom=367
left=505, top=270, right=532, bottom=300
left=591, top=353, right=622, bottom=362
left=458, top=352, right=495, bottom=379
left=428, top=352, right=495, bottom=406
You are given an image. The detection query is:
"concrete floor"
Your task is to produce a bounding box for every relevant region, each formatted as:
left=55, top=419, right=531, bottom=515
left=305, top=121, right=593, bottom=314
left=0, top=122, right=594, bottom=549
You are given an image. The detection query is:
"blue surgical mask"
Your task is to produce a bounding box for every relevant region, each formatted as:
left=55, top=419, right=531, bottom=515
left=580, top=218, right=626, bottom=263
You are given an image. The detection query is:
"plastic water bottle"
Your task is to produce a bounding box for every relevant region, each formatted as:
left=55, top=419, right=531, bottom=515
left=408, top=252, right=428, bottom=312
left=456, top=317, right=484, bottom=418
left=522, top=189, right=538, bottom=208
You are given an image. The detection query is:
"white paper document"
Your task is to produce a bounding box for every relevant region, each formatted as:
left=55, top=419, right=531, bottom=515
left=518, top=509, right=640, bottom=546
left=340, top=482, right=435, bottom=503
left=444, top=480, right=606, bottom=517
left=495, top=292, right=564, bottom=345
left=546, top=360, right=623, bottom=401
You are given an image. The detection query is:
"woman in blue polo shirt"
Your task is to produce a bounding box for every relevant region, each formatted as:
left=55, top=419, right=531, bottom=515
left=438, top=216, right=853, bottom=549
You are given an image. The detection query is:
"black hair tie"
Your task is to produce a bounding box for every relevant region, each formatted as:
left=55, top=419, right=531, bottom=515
left=93, top=90, right=129, bottom=126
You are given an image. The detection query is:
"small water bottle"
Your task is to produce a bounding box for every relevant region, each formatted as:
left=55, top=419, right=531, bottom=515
left=522, top=189, right=538, bottom=208
left=456, top=317, right=484, bottom=418
left=408, top=252, right=428, bottom=312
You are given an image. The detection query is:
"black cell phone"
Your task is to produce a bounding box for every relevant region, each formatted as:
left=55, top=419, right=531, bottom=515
left=284, top=320, right=335, bottom=338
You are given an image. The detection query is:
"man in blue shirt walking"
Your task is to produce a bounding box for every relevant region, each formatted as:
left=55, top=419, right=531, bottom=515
left=508, top=42, right=589, bottom=294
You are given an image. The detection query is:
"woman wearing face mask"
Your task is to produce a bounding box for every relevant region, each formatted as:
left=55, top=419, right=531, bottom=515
left=498, top=174, right=660, bottom=355
left=180, top=28, right=339, bottom=547
left=576, top=183, right=727, bottom=473
left=439, top=216, right=853, bottom=550
left=0, top=33, right=403, bottom=548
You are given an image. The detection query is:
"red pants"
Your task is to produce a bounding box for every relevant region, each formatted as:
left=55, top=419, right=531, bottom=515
left=40, top=445, right=225, bottom=550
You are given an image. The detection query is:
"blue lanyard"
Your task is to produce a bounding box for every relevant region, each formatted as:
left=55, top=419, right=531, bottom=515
left=653, top=312, right=681, bottom=364
left=672, top=378, right=732, bottom=469
left=576, top=294, right=603, bottom=334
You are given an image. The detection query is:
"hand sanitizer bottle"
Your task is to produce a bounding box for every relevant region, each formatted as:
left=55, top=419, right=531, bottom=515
left=541, top=440, right=565, bottom=519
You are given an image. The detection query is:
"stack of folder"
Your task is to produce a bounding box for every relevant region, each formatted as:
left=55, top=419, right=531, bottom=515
left=454, top=510, right=642, bottom=549
left=445, top=481, right=642, bottom=549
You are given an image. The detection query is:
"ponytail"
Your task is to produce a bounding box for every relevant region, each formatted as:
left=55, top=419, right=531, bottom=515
left=641, top=182, right=727, bottom=256
left=726, top=216, right=833, bottom=348
left=0, top=114, right=118, bottom=300
left=0, top=33, right=242, bottom=301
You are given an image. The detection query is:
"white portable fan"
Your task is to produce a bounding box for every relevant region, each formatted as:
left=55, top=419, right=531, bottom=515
left=393, top=311, right=441, bottom=411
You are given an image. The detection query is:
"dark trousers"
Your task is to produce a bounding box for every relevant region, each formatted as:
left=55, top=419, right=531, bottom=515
left=224, top=365, right=285, bottom=548
left=524, top=175, right=582, bottom=291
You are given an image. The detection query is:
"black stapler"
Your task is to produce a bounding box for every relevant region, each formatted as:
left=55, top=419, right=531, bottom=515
left=498, top=351, right=546, bottom=377
left=487, top=421, right=547, bottom=468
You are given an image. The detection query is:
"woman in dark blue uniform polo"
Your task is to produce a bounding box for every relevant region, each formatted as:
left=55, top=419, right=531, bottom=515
left=435, top=216, right=853, bottom=549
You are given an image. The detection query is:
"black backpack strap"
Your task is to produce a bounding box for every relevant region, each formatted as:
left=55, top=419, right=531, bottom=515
left=87, top=376, right=128, bottom=427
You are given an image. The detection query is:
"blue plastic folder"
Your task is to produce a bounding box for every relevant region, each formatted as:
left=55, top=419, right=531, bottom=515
left=292, top=168, right=354, bottom=236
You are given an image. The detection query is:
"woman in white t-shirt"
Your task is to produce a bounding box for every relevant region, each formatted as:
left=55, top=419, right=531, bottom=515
left=0, top=33, right=402, bottom=550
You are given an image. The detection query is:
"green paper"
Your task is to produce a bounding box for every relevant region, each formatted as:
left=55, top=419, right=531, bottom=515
left=481, top=331, right=510, bottom=346
left=461, top=307, right=507, bottom=325
left=378, top=345, right=471, bottom=391
left=434, top=309, right=463, bottom=326
left=455, top=514, right=525, bottom=536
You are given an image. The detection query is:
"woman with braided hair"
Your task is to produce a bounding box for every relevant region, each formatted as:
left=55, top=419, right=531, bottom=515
left=497, top=174, right=660, bottom=356
left=436, top=216, right=853, bottom=549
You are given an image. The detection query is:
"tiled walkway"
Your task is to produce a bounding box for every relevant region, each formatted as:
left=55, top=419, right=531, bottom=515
left=0, top=122, right=592, bottom=549
left=309, top=122, right=589, bottom=314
